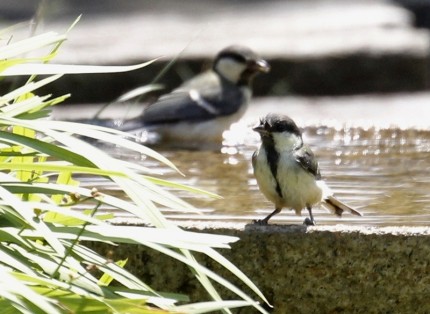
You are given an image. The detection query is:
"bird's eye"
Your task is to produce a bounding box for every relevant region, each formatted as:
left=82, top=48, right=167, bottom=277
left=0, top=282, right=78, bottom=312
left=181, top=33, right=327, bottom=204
left=264, top=121, right=270, bottom=130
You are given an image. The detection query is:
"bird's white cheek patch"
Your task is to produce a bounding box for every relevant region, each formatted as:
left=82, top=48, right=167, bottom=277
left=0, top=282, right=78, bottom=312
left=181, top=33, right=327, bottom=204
left=214, top=58, right=247, bottom=83
left=273, top=133, right=302, bottom=152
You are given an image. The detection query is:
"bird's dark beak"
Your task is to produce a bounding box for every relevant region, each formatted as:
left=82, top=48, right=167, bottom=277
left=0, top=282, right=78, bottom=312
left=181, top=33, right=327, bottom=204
left=253, top=59, right=270, bottom=73
left=252, top=124, right=266, bottom=134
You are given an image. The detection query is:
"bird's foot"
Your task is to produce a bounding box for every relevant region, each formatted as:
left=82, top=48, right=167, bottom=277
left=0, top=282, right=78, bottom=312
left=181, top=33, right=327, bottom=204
left=303, top=217, right=316, bottom=226
left=252, top=219, right=268, bottom=226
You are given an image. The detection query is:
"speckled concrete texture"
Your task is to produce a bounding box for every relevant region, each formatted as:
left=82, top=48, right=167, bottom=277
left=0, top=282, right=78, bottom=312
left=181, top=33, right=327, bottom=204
left=88, top=223, right=430, bottom=313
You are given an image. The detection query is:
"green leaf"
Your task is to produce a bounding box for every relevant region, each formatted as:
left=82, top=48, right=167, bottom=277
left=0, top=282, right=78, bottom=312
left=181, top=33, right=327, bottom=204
left=98, top=258, right=128, bottom=286
left=0, top=162, right=127, bottom=177
left=0, top=266, right=61, bottom=314
left=0, top=74, right=63, bottom=107
left=1, top=60, right=158, bottom=76
left=0, top=32, right=66, bottom=61
left=0, top=130, right=96, bottom=168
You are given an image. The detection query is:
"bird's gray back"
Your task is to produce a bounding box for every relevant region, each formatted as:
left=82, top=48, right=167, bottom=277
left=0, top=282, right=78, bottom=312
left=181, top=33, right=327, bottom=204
left=141, top=71, right=246, bottom=125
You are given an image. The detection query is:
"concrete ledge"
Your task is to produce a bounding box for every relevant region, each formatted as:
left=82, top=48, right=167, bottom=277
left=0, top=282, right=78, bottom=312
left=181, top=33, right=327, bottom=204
left=2, top=1, right=430, bottom=101
left=15, top=50, right=430, bottom=103
left=89, top=222, right=430, bottom=313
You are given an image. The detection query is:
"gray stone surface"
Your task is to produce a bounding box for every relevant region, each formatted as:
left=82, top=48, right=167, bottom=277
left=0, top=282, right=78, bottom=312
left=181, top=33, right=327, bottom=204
left=2, top=1, right=429, bottom=100
left=88, top=222, right=430, bottom=313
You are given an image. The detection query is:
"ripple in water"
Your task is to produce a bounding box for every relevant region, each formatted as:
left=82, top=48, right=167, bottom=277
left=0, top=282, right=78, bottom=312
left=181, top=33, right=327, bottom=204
left=82, top=123, right=430, bottom=226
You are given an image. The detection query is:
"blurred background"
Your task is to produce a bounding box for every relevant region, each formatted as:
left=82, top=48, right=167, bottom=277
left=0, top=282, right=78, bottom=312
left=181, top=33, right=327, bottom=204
left=1, top=0, right=430, bottom=226
left=2, top=0, right=430, bottom=102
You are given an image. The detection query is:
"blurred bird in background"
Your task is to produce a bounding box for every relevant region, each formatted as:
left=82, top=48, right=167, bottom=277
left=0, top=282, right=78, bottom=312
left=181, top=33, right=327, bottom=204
left=122, top=45, right=270, bottom=148
left=252, top=113, right=362, bottom=225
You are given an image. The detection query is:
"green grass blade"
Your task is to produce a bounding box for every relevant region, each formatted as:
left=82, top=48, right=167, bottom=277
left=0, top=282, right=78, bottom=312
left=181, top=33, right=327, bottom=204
left=0, top=74, right=63, bottom=106
left=0, top=32, right=66, bottom=60
left=0, top=265, right=61, bottom=314
left=0, top=130, right=96, bottom=167
left=1, top=60, right=158, bottom=76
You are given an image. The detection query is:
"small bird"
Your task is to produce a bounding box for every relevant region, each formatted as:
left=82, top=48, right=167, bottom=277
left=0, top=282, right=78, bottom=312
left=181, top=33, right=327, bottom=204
left=252, top=113, right=362, bottom=225
left=126, top=45, right=270, bottom=145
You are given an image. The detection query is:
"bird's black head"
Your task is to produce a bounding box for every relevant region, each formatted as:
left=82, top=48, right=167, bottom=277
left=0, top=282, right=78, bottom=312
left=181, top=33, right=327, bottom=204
left=253, top=113, right=302, bottom=137
left=213, top=45, right=270, bottom=85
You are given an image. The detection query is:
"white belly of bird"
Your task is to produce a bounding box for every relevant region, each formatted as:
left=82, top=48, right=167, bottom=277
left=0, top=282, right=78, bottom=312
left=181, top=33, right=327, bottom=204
left=157, top=88, right=250, bottom=142
left=254, top=149, right=323, bottom=215
left=278, top=155, right=322, bottom=213
left=157, top=110, right=245, bottom=142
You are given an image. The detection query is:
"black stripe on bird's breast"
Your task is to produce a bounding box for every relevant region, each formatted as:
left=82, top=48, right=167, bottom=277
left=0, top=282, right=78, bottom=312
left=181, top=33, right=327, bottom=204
left=263, top=137, right=283, bottom=199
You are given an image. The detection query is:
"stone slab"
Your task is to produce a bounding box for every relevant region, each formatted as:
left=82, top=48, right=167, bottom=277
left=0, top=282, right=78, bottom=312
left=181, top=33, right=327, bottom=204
left=88, top=222, right=430, bottom=313
left=1, top=1, right=429, bottom=99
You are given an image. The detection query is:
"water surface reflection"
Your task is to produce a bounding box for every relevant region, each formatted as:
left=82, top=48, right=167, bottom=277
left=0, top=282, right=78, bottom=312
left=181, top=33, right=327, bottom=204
left=65, top=97, right=430, bottom=226
left=83, top=122, right=430, bottom=226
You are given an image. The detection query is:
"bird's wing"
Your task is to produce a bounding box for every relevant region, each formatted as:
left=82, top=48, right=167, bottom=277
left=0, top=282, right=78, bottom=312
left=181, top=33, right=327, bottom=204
left=294, top=144, right=322, bottom=179
left=252, top=150, right=258, bottom=169
left=141, top=72, right=243, bottom=125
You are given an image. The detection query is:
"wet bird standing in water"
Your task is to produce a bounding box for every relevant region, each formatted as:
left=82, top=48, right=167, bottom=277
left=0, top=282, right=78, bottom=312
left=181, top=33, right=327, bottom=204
left=124, top=45, right=270, bottom=146
left=252, top=113, right=362, bottom=225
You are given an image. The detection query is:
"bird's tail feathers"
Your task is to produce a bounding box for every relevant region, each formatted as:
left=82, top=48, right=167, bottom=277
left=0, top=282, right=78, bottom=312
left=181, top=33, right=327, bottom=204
left=322, top=196, right=363, bottom=217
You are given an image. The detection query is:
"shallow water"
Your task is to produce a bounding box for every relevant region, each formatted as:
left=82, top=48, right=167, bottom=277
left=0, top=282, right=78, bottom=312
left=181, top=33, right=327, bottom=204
left=61, top=96, right=430, bottom=226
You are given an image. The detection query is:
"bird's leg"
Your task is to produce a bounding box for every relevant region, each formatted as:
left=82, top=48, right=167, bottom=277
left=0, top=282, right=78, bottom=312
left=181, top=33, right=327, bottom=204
left=253, top=207, right=281, bottom=225
left=303, top=204, right=316, bottom=226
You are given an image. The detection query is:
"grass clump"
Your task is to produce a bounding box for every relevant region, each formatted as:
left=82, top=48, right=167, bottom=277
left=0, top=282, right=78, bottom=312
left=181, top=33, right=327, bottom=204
left=0, top=19, right=269, bottom=313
